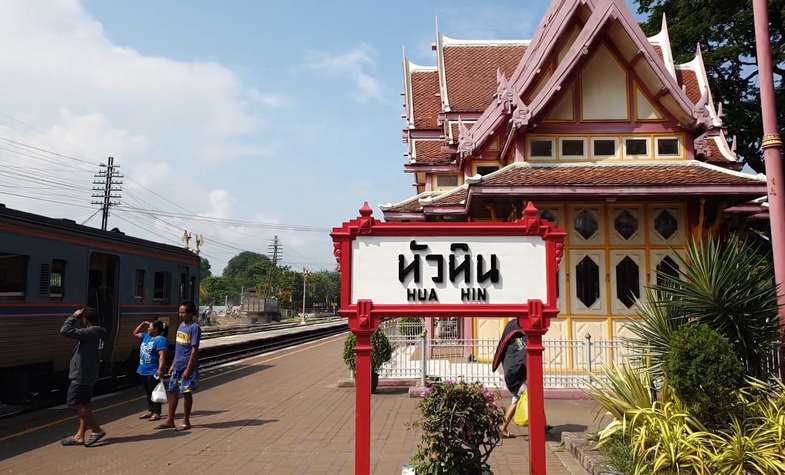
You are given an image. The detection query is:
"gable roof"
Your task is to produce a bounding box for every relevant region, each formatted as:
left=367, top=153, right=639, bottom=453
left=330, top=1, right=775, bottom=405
left=460, top=0, right=706, bottom=158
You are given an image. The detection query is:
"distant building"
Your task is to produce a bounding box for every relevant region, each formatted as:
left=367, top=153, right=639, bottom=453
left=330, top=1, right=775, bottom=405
left=382, top=0, right=767, bottom=348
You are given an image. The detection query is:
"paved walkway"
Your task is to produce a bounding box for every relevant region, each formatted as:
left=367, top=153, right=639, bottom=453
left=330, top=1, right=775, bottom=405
left=0, top=334, right=601, bottom=474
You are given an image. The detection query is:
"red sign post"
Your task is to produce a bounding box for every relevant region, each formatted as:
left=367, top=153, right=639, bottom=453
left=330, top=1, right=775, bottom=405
left=331, top=202, right=565, bottom=475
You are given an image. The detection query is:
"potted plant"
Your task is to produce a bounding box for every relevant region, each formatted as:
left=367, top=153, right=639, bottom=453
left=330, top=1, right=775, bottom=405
left=406, top=381, right=503, bottom=474
left=342, top=329, right=393, bottom=393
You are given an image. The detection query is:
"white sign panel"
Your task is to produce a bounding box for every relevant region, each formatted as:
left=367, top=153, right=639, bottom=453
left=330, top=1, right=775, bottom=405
left=351, top=236, right=547, bottom=305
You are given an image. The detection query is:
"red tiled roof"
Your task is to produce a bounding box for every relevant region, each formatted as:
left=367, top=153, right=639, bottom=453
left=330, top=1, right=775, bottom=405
left=414, top=141, right=454, bottom=166
left=411, top=70, right=440, bottom=129
left=480, top=163, right=761, bottom=187
left=444, top=45, right=526, bottom=112
left=428, top=188, right=468, bottom=207
left=675, top=69, right=700, bottom=103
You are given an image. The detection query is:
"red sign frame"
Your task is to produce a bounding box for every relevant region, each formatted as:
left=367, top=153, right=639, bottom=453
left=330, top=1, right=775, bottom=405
left=330, top=202, right=566, bottom=475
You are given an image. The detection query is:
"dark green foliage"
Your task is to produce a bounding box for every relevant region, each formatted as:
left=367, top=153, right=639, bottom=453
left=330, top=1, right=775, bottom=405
left=629, top=235, right=781, bottom=379
left=637, top=0, right=784, bottom=173
left=200, top=251, right=339, bottom=309
left=663, top=324, right=745, bottom=427
left=200, top=257, right=212, bottom=278
left=411, top=382, right=503, bottom=475
left=658, top=235, right=781, bottom=378
left=342, top=330, right=393, bottom=374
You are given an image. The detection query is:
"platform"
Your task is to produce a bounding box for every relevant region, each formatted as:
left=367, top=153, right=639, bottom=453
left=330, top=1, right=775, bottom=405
left=200, top=319, right=347, bottom=350
left=0, top=334, right=600, bottom=474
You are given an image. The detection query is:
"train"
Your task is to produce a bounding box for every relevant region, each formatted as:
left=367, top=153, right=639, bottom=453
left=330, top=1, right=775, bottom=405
left=0, top=204, right=200, bottom=403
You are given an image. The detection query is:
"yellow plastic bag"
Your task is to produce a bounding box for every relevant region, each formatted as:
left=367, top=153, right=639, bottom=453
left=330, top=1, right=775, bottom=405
left=513, top=388, right=528, bottom=426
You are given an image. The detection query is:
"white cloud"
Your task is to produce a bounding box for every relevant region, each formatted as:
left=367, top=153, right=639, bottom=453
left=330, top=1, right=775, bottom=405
left=304, top=45, right=385, bottom=103
left=0, top=0, right=298, bottom=272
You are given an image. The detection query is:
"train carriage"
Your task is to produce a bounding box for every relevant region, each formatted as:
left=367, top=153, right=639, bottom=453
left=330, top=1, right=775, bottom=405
left=0, top=204, right=200, bottom=403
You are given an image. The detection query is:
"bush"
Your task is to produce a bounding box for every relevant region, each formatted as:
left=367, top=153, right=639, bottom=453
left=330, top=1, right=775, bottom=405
left=342, top=330, right=393, bottom=374
left=411, top=381, right=503, bottom=475
left=663, top=324, right=744, bottom=427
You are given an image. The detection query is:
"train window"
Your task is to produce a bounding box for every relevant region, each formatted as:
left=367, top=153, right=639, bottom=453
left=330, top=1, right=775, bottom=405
left=134, top=270, right=145, bottom=302
left=49, top=259, right=65, bottom=299
left=0, top=253, right=28, bottom=300
left=153, top=272, right=171, bottom=303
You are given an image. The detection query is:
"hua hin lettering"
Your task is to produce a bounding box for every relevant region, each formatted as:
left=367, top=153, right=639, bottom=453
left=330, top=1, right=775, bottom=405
left=398, top=240, right=499, bottom=302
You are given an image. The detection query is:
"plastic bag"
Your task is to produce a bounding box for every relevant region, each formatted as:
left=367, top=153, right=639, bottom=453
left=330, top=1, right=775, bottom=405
left=151, top=380, right=167, bottom=404
left=513, top=388, right=528, bottom=426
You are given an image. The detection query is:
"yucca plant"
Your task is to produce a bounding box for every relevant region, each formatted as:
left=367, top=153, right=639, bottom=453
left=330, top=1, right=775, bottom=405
left=654, top=235, right=781, bottom=378
left=626, top=288, right=687, bottom=381
left=584, top=362, right=655, bottom=424
left=709, top=417, right=785, bottom=475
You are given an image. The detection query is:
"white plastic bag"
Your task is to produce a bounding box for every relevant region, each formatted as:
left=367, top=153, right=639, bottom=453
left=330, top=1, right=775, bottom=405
left=151, top=381, right=167, bottom=404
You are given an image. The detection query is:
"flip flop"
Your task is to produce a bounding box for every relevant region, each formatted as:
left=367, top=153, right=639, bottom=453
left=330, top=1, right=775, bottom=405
left=149, top=415, right=162, bottom=421
left=138, top=413, right=152, bottom=419
left=176, top=423, right=192, bottom=432
left=84, top=432, right=106, bottom=447
left=60, top=436, right=83, bottom=446
left=154, top=423, right=175, bottom=430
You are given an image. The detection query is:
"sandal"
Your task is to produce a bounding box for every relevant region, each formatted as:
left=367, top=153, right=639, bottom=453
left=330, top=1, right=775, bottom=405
left=176, top=423, right=192, bottom=431
left=84, top=431, right=106, bottom=447
left=154, top=423, right=175, bottom=430
left=149, top=414, right=162, bottom=421
left=138, top=413, right=152, bottom=419
left=60, top=436, right=83, bottom=446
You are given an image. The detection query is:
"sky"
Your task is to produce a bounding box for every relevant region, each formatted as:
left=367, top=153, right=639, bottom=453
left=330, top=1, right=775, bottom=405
left=0, top=0, right=644, bottom=273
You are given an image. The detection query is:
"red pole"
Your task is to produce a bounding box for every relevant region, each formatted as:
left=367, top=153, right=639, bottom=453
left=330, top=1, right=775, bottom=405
left=525, top=332, right=547, bottom=475
left=752, top=0, right=785, bottom=370
left=354, top=333, right=372, bottom=475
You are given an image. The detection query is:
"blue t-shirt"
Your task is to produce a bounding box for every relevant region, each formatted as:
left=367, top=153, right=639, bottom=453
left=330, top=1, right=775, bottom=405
left=174, top=321, right=201, bottom=371
left=137, top=333, right=168, bottom=376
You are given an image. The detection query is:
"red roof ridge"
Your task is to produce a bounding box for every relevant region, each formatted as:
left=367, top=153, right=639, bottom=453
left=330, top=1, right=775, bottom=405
left=442, top=35, right=531, bottom=47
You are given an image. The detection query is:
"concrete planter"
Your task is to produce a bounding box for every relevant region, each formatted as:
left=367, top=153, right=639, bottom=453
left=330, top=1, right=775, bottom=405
left=401, top=465, right=491, bottom=474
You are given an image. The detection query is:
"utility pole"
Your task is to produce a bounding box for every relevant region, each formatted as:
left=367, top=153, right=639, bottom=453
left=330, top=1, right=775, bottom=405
left=267, top=235, right=283, bottom=267
left=752, top=0, right=785, bottom=376
left=91, top=156, right=123, bottom=231
left=300, top=266, right=310, bottom=325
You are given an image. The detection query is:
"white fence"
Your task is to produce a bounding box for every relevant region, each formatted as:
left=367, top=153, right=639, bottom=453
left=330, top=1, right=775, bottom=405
left=377, top=319, right=783, bottom=389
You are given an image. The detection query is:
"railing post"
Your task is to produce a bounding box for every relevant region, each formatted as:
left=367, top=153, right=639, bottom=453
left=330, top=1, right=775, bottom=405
left=585, top=333, right=593, bottom=375
left=420, top=328, right=427, bottom=387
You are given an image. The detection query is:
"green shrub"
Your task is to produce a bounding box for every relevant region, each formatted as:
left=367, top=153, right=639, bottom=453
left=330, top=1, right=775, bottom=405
left=411, top=381, right=503, bottom=475
left=663, top=324, right=744, bottom=428
left=342, top=330, right=393, bottom=374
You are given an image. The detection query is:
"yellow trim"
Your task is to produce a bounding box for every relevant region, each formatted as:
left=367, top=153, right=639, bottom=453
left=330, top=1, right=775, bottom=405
left=431, top=173, right=463, bottom=191
left=526, top=133, right=685, bottom=162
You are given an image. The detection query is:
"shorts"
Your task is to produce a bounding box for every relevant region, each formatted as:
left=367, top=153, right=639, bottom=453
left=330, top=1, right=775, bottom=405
left=67, top=382, right=94, bottom=407
left=511, top=383, right=527, bottom=405
left=167, top=368, right=198, bottom=394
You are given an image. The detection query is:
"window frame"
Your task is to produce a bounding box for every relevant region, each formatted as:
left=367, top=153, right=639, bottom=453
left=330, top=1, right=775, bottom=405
left=570, top=206, right=603, bottom=243
left=623, top=137, right=651, bottom=159
left=569, top=250, right=606, bottom=315
left=609, top=206, right=644, bottom=245
left=134, top=269, right=145, bottom=302
left=49, top=259, right=66, bottom=300
left=559, top=137, right=587, bottom=161
left=434, top=174, right=459, bottom=191
left=591, top=137, right=620, bottom=160
left=475, top=165, right=500, bottom=177
left=610, top=251, right=645, bottom=314
left=0, top=253, right=28, bottom=301
left=650, top=205, right=684, bottom=244
left=153, top=271, right=171, bottom=304
left=528, top=137, right=556, bottom=160
left=655, top=136, right=681, bottom=158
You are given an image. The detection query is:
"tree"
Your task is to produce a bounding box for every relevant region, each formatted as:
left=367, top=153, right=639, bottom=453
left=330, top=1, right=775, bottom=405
left=200, top=257, right=212, bottom=278
left=637, top=0, right=784, bottom=172
left=200, top=276, right=240, bottom=306
left=223, top=251, right=273, bottom=290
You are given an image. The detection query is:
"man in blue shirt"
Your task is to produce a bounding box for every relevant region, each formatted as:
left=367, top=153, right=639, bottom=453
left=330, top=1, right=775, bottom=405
left=156, top=301, right=201, bottom=431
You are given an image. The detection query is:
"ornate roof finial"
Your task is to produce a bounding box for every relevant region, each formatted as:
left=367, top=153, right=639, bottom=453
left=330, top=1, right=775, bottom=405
left=359, top=201, right=373, bottom=218
left=457, top=117, right=474, bottom=157
left=511, top=94, right=531, bottom=129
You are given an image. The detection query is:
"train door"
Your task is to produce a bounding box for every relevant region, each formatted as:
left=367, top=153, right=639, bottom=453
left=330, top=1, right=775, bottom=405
left=87, top=253, right=119, bottom=376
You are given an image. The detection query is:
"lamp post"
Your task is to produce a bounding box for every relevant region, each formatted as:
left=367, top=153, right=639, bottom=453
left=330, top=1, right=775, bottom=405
left=300, top=267, right=310, bottom=325
left=752, top=0, right=785, bottom=375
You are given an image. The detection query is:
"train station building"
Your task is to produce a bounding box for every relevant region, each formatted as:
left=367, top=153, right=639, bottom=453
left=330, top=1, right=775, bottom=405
left=381, top=0, right=768, bottom=353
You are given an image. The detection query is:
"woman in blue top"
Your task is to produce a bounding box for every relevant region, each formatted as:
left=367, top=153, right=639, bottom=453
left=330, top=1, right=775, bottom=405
left=133, top=320, right=168, bottom=421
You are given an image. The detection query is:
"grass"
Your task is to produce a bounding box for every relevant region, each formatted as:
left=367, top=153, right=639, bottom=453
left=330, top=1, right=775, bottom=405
left=599, top=435, right=636, bottom=475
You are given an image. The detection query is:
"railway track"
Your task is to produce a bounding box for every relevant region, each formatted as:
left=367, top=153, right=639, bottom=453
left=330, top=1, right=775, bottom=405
left=0, top=321, right=348, bottom=420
